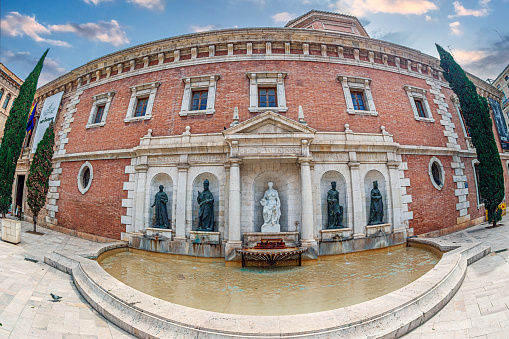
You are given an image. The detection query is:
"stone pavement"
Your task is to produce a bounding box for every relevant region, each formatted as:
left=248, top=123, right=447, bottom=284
left=0, top=219, right=133, bottom=339
left=2, top=217, right=509, bottom=338
left=404, top=215, right=509, bottom=339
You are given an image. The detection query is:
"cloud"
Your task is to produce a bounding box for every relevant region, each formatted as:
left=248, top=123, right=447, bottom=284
left=0, top=12, right=70, bottom=47
left=190, top=24, right=221, bottom=33
left=329, top=0, right=437, bottom=17
left=425, top=15, right=437, bottom=22
left=449, top=21, right=462, bottom=35
left=127, top=0, right=165, bottom=10
left=83, top=0, right=112, bottom=4
left=272, top=12, right=296, bottom=23
left=1, top=50, right=66, bottom=86
left=454, top=33, right=509, bottom=80
left=371, top=29, right=415, bottom=46
left=448, top=1, right=489, bottom=18
left=227, top=0, right=265, bottom=8
left=49, top=20, right=129, bottom=47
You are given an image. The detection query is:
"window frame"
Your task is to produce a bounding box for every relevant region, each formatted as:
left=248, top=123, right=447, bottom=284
left=125, top=81, right=160, bottom=123
left=338, top=75, right=378, bottom=116
left=77, top=161, right=94, bottom=194
left=428, top=157, right=445, bottom=190
left=179, top=75, right=220, bottom=116
left=472, top=159, right=484, bottom=209
left=0, top=89, right=4, bottom=103
left=2, top=94, right=11, bottom=109
left=247, top=72, right=288, bottom=113
left=258, top=87, right=277, bottom=108
left=191, top=90, right=209, bottom=111
left=134, top=96, right=149, bottom=117
left=86, top=91, right=115, bottom=129
left=404, top=85, right=434, bottom=122
left=451, top=95, right=474, bottom=149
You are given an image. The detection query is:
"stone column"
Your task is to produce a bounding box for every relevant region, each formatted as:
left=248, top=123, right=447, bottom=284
left=225, top=159, right=242, bottom=261
left=387, top=158, right=402, bottom=232
left=348, top=152, right=364, bottom=236
left=298, top=157, right=318, bottom=259
left=175, top=164, right=188, bottom=240
left=133, top=158, right=148, bottom=233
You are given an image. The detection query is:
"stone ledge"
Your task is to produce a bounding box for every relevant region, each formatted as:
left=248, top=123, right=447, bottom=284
left=43, top=239, right=489, bottom=338
left=319, top=228, right=352, bottom=241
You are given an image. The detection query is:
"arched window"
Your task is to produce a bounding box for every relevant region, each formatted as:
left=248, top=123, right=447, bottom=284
left=0, top=89, right=4, bottom=103
left=2, top=94, right=11, bottom=109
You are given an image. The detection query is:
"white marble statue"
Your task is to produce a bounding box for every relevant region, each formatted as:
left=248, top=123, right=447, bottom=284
left=260, top=182, right=281, bottom=232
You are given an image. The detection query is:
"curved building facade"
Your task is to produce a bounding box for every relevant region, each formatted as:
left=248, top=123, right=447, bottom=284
left=15, top=11, right=508, bottom=261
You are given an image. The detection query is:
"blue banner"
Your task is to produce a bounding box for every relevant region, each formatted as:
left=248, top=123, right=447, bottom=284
left=489, top=97, right=509, bottom=150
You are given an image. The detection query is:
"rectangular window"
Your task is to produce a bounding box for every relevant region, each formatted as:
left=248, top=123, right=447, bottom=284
left=134, top=97, right=149, bottom=117
left=191, top=90, right=208, bottom=111
left=94, top=105, right=105, bottom=124
left=505, top=75, right=509, bottom=81
left=415, top=99, right=426, bottom=118
left=459, top=109, right=470, bottom=136
left=2, top=95, right=11, bottom=109
left=259, top=88, right=277, bottom=107
left=474, top=163, right=484, bottom=205
left=351, top=91, right=365, bottom=110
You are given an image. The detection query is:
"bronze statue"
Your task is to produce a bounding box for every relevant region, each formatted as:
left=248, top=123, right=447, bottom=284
left=151, top=185, right=169, bottom=229
left=368, top=181, right=384, bottom=225
left=197, top=179, right=214, bottom=231
left=327, top=181, right=344, bottom=229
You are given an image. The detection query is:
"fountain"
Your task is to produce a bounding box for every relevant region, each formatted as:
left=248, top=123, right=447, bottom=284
left=236, top=238, right=307, bottom=266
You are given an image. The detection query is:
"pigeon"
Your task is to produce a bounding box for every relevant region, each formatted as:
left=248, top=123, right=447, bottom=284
left=50, top=293, right=62, bottom=302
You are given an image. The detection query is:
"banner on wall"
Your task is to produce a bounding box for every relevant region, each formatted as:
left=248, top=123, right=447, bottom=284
left=489, top=97, right=509, bottom=150
left=31, top=91, right=63, bottom=153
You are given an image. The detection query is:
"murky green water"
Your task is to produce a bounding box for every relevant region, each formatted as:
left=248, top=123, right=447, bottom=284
left=98, top=247, right=439, bottom=315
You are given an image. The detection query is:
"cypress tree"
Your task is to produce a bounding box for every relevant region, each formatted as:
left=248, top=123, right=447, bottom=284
left=436, top=44, right=505, bottom=226
left=26, top=122, right=55, bottom=232
left=0, top=49, right=48, bottom=217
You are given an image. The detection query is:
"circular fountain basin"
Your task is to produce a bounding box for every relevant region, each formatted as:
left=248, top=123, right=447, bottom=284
left=98, top=245, right=439, bottom=316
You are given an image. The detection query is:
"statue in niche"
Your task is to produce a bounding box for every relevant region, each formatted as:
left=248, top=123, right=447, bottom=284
left=151, top=185, right=170, bottom=229
left=327, top=181, right=344, bottom=229
left=197, top=179, right=215, bottom=231
left=368, top=181, right=384, bottom=225
left=260, top=182, right=281, bottom=232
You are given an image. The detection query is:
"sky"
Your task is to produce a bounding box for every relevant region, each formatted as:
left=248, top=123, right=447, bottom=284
left=1, top=0, right=508, bottom=87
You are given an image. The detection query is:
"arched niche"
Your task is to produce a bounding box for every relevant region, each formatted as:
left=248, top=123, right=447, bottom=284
left=364, top=170, right=387, bottom=225
left=320, top=171, right=347, bottom=229
left=149, top=173, right=173, bottom=228
left=252, top=172, right=293, bottom=232
left=192, top=173, right=219, bottom=231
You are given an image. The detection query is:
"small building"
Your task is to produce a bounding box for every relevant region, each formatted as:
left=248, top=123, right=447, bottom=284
left=0, top=63, right=23, bottom=142
left=493, top=64, right=509, bottom=116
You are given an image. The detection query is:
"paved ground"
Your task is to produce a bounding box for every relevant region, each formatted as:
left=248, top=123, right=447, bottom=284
left=2, top=217, right=509, bottom=338
left=0, top=219, right=133, bottom=339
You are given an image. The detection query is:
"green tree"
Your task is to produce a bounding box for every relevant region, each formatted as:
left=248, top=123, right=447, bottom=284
left=436, top=44, right=505, bottom=226
left=26, top=122, right=55, bottom=232
left=0, top=49, right=48, bottom=217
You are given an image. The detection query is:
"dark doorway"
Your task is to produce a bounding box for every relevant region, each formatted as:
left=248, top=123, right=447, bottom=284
left=15, top=175, right=25, bottom=216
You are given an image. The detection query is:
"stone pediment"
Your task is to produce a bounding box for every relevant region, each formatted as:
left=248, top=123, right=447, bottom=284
left=223, top=111, right=316, bottom=136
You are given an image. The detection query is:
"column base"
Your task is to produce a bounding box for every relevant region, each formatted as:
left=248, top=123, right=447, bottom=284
left=300, top=239, right=318, bottom=260
left=225, top=240, right=242, bottom=262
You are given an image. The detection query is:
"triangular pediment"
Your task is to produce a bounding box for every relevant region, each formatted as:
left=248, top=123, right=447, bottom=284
left=223, top=111, right=316, bottom=136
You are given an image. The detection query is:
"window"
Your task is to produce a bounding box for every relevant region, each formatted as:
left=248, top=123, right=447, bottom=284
left=259, top=88, right=276, bottom=107
left=191, top=90, right=208, bottom=110
left=125, top=81, right=160, bottom=122
left=2, top=94, right=11, bottom=109
left=247, top=72, right=287, bottom=113
left=505, top=75, right=509, bottom=81
left=134, top=97, right=149, bottom=117
left=473, top=160, right=484, bottom=208
left=0, top=89, right=3, bottom=102
left=451, top=95, right=474, bottom=149
left=338, top=75, right=377, bottom=116
left=428, top=157, right=444, bottom=190
left=94, top=105, right=105, bottom=124
left=77, top=161, right=93, bottom=194
left=179, top=75, right=219, bottom=116
left=404, top=85, right=433, bottom=122
left=351, top=91, right=365, bottom=110
left=86, top=91, right=115, bottom=128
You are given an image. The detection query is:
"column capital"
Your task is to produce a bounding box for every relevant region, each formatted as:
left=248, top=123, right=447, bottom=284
left=134, top=164, right=148, bottom=172
left=348, top=161, right=360, bottom=168
left=228, top=158, right=242, bottom=166
left=297, top=157, right=313, bottom=165
left=387, top=161, right=399, bottom=169
left=177, top=164, right=189, bottom=171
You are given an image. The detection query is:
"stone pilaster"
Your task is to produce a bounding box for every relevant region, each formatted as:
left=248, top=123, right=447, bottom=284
left=299, top=157, right=317, bottom=259
left=348, top=152, right=363, bottom=236
left=175, top=163, right=189, bottom=240
left=225, top=159, right=242, bottom=261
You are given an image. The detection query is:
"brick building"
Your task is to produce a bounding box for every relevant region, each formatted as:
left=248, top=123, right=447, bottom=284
left=15, top=10, right=508, bottom=261
left=0, top=63, right=23, bottom=142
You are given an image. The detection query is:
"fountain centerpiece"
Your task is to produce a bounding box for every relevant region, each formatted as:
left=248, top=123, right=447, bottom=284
left=236, top=238, right=306, bottom=267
